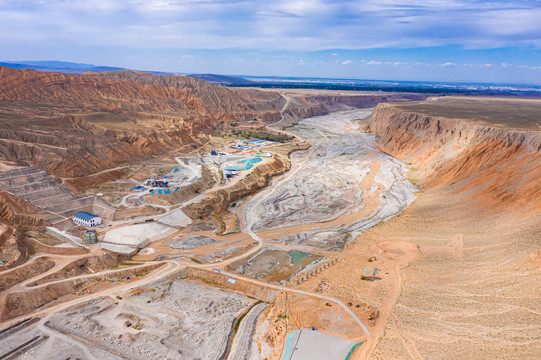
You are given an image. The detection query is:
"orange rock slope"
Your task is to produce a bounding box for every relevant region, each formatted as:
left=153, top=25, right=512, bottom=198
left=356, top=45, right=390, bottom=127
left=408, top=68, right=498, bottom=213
left=368, top=103, right=541, bottom=214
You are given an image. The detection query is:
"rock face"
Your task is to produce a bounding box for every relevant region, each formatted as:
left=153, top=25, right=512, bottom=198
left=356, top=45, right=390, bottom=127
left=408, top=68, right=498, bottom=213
left=368, top=103, right=541, bottom=214
left=183, top=155, right=288, bottom=219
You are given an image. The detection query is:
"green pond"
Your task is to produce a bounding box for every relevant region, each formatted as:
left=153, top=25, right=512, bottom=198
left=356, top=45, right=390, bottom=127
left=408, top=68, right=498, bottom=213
left=287, top=250, right=310, bottom=266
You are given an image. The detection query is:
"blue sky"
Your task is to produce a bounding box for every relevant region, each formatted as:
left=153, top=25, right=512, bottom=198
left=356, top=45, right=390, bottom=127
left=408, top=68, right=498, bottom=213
left=2, top=0, right=541, bottom=84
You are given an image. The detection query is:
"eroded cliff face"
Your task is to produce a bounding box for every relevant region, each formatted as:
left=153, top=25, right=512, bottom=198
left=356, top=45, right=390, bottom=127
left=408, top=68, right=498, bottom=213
left=0, top=66, right=285, bottom=178
left=183, top=155, right=288, bottom=219
left=368, top=103, right=541, bottom=214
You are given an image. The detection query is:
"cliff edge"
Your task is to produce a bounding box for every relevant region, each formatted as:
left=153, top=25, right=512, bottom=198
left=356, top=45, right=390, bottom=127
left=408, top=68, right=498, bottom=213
left=368, top=102, right=541, bottom=214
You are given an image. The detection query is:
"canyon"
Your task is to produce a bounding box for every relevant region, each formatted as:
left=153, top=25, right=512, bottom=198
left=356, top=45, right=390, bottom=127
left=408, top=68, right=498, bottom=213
left=0, top=67, right=539, bottom=360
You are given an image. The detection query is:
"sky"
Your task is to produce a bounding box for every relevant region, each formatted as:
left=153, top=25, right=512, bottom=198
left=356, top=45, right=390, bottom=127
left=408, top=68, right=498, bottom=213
left=2, top=0, right=541, bottom=84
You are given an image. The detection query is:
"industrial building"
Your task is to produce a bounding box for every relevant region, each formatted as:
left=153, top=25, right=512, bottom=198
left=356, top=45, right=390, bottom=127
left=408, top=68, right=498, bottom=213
left=223, top=169, right=239, bottom=180
left=84, top=230, right=98, bottom=244
left=73, top=211, right=102, bottom=227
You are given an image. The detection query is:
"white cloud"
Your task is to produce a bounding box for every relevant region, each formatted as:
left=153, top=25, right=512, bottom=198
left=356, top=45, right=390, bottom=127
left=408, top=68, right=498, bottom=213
left=367, top=60, right=382, bottom=65
left=2, top=0, right=541, bottom=51
left=341, top=59, right=352, bottom=65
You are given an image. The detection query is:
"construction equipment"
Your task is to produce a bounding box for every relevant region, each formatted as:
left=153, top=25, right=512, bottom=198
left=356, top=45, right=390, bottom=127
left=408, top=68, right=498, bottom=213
left=368, top=310, right=380, bottom=321
left=324, top=302, right=332, bottom=307
left=133, top=324, right=141, bottom=330
left=368, top=257, right=377, bottom=262
left=116, top=295, right=123, bottom=300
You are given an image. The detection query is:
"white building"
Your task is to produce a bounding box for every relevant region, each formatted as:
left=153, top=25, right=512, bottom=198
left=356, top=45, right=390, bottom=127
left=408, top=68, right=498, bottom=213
left=73, top=211, right=102, bottom=227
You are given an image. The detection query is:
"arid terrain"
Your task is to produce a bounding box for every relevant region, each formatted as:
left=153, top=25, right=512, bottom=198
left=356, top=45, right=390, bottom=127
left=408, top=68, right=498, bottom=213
left=0, top=67, right=539, bottom=360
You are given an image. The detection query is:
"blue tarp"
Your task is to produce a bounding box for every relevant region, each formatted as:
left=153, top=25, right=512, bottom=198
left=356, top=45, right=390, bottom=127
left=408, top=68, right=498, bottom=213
left=231, top=157, right=262, bottom=171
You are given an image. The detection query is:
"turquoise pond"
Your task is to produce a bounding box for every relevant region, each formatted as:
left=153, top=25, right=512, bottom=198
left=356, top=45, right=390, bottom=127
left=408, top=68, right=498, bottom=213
left=287, top=250, right=310, bottom=265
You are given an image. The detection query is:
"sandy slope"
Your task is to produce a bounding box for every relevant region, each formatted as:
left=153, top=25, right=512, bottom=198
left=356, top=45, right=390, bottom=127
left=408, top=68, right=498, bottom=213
left=351, top=185, right=541, bottom=359
left=355, top=101, right=541, bottom=359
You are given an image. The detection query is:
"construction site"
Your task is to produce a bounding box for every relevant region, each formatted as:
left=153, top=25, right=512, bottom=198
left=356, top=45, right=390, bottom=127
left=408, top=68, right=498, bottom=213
left=2, top=90, right=540, bottom=360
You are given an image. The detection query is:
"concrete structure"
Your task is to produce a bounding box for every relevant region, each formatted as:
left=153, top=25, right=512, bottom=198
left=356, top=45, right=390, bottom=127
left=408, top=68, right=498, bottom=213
left=46, top=226, right=89, bottom=250
left=159, top=209, right=193, bottom=228
left=73, top=211, right=101, bottom=228
left=99, top=243, right=137, bottom=256
left=101, top=222, right=176, bottom=254
left=0, top=167, right=114, bottom=230
left=281, top=329, right=360, bottom=360
left=84, top=230, right=98, bottom=244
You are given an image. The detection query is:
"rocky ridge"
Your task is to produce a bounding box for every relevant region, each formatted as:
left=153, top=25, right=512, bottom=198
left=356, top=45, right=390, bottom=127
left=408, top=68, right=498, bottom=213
left=368, top=103, right=541, bottom=214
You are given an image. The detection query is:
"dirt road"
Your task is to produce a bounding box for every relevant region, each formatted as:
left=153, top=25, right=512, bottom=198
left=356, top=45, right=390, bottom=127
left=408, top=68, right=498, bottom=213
left=220, top=270, right=371, bottom=338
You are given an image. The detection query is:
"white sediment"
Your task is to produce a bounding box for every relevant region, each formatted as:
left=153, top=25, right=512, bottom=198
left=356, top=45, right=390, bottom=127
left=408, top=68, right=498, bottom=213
left=242, top=108, right=418, bottom=248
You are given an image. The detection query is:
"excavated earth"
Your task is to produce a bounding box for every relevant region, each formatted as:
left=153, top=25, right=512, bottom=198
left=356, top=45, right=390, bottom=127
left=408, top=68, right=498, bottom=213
left=241, top=108, right=418, bottom=250
left=0, top=269, right=273, bottom=360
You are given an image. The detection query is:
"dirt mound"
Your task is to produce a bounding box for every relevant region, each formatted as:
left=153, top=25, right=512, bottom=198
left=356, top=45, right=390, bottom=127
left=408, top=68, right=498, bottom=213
left=183, top=155, right=288, bottom=218
left=370, top=241, right=421, bottom=266
left=34, top=253, right=119, bottom=285
left=63, top=168, right=129, bottom=193
left=0, top=228, right=37, bottom=270
left=0, top=257, right=55, bottom=291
